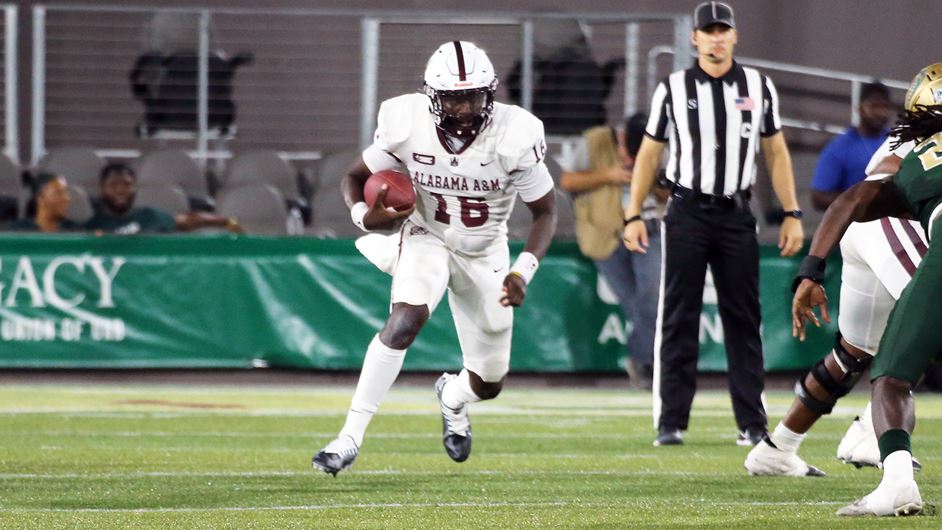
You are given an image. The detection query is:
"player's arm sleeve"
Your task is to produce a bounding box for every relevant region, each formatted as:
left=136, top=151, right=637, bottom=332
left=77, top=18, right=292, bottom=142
left=361, top=99, right=410, bottom=174
left=645, top=81, right=671, bottom=142
left=810, top=141, right=843, bottom=192
left=760, top=75, right=782, bottom=137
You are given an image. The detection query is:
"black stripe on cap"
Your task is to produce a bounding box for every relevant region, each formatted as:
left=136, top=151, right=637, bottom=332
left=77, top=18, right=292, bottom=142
left=453, top=41, right=467, bottom=81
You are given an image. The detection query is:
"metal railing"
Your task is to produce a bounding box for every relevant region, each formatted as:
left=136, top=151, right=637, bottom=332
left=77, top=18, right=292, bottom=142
left=28, top=5, right=913, bottom=169
left=2, top=4, right=16, bottom=163
left=31, top=5, right=690, bottom=165
left=647, top=45, right=909, bottom=136
left=359, top=12, right=690, bottom=147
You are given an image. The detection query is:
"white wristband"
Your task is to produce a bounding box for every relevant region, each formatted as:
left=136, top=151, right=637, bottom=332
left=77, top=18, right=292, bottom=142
left=350, top=201, right=369, bottom=232
left=510, top=251, right=539, bottom=285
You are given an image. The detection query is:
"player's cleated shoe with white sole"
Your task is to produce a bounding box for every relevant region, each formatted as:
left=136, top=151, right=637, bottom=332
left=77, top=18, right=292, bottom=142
left=312, top=434, right=359, bottom=477
left=837, top=416, right=881, bottom=468
left=744, top=436, right=826, bottom=477
left=837, top=416, right=922, bottom=472
left=836, top=480, right=922, bottom=516
left=435, top=372, right=472, bottom=462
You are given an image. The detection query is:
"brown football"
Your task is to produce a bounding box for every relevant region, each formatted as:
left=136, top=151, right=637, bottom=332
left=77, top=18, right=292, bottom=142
left=364, top=170, right=415, bottom=211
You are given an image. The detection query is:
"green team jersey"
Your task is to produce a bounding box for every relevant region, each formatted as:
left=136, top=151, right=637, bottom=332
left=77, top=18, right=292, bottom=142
left=897, top=131, right=942, bottom=234
left=84, top=207, right=176, bottom=234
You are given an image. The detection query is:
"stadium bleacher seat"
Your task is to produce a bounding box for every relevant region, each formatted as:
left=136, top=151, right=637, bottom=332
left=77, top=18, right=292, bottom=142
left=310, top=148, right=360, bottom=238
left=38, top=147, right=104, bottom=195
left=134, top=148, right=213, bottom=211
left=67, top=184, right=94, bottom=224
left=0, top=153, right=22, bottom=223
left=136, top=184, right=190, bottom=215
left=216, top=184, right=288, bottom=235
left=224, top=150, right=309, bottom=223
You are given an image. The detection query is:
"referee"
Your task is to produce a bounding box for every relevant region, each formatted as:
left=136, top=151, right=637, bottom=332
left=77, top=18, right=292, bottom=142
left=623, top=1, right=804, bottom=447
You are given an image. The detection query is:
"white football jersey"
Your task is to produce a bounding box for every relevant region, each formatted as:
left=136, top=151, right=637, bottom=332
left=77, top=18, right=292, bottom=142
left=864, top=137, right=915, bottom=178
left=362, top=93, right=554, bottom=255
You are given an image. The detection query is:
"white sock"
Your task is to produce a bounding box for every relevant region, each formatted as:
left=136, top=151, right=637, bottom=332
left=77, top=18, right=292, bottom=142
left=859, top=401, right=874, bottom=430
left=338, top=335, right=406, bottom=448
left=441, top=369, right=481, bottom=410
left=770, top=421, right=805, bottom=453
left=880, top=450, right=915, bottom=487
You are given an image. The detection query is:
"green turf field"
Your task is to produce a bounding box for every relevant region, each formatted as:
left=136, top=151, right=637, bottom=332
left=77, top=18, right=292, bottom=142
left=0, top=382, right=938, bottom=528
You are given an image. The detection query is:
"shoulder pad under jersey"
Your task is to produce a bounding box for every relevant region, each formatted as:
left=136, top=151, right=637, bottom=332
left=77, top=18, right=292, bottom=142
left=493, top=104, right=546, bottom=172
left=375, top=93, right=427, bottom=150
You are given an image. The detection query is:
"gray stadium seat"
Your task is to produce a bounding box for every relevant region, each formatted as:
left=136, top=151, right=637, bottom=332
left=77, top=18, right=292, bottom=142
left=310, top=148, right=361, bottom=238
left=507, top=188, right=574, bottom=241
left=0, top=153, right=22, bottom=222
left=544, top=155, right=564, bottom=185
left=133, top=148, right=210, bottom=209
left=223, top=150, right=298, bottom=201
left=136, top=184, right=190, bottom=215
left=553, top=188, right=576, bottom=240
left=37, top=147, right=104, bottom=194
left=224, top=150, right=308, bottom=224
left=67, top=184, right=94, bottom=224
left=216, top=184, right=288, bottom=235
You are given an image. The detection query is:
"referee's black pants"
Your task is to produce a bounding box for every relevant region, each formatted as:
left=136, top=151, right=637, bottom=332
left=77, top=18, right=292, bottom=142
left=656, top=196, right=766, bottom=433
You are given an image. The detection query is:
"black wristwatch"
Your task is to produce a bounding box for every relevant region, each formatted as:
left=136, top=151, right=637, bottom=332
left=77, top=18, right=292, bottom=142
left=783, top=209, right=803, bottom=219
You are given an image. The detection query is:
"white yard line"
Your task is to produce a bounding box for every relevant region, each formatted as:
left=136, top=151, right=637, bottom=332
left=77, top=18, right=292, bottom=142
left=0, top=499, right=847, bottom=514
left=3, top=430, right=662, bottom=440
left=0, top=467, right=748, bottom=480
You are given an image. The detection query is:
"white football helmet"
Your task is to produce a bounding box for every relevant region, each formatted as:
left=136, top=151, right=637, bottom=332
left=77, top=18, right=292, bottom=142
left=423, top=41, right=498, bottom=137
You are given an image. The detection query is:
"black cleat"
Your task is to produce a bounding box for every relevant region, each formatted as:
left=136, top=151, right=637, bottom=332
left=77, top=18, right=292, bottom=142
left=653, top=427, right=683, bottom=447
left=736, top=427, right=766, bottom=447
left=435, top=373, right=472, bottom=462
left=312, top=435, right=359, bottom=477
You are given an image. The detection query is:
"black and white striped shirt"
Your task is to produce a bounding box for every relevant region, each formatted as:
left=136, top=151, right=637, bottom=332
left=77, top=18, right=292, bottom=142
left=645, top=61, right=781, bottom=196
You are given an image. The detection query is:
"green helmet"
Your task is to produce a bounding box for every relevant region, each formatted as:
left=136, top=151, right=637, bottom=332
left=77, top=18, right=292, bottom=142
left=904, top=62, right=942, bottom=112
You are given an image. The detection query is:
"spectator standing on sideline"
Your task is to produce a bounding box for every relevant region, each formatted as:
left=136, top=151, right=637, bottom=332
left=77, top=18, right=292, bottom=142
left=560, top=113, right=663, bottom=388
left=11, top=173, right=81, bottom=232
left=85, top=163, right=242, bottom=234
left=623, top=1, right=804, bottom=447
left=810, top=82, right=892, bottom=210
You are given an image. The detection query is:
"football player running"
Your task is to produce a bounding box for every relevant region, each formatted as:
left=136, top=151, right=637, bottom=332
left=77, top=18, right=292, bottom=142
left=791, top=62, right=942, bottom=516
left=745, top=136, right=923, bottom=478
left=312, top=41, right=557, bottom=476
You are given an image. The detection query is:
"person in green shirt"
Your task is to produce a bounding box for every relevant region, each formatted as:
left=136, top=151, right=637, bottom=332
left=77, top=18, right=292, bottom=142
left=792, top=63, right=942, bottom=517
left=85, top=163, right=242, bottom=234
left=10, top=172, right=81, bottom=232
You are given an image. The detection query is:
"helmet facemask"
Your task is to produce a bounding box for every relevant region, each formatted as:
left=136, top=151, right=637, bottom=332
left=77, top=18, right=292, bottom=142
left=425, top=82, right=497, bottom=137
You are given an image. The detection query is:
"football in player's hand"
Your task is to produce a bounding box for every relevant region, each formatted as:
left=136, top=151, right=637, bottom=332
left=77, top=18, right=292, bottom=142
left=364, top=170, right=415, bottom=211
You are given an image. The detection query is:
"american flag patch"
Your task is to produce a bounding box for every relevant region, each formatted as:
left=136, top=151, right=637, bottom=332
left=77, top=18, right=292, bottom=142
left=735, top=97, right=754, bottom=111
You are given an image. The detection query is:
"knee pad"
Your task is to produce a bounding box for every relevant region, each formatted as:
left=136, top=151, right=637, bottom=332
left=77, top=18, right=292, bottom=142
left=796, top=333, right=872, bottom=415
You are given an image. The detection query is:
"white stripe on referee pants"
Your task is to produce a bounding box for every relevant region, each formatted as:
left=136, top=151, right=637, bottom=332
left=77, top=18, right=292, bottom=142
left=651, top=219, right=667, bottom=429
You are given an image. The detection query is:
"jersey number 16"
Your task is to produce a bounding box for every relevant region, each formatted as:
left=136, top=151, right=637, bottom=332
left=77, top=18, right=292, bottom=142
left=429, top=192, right=489, bottom=228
